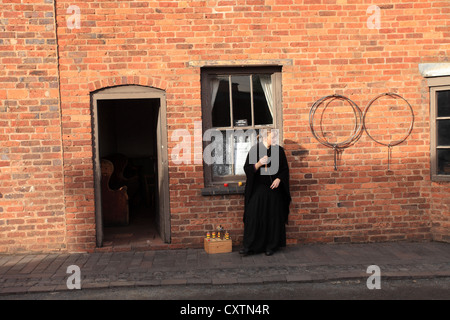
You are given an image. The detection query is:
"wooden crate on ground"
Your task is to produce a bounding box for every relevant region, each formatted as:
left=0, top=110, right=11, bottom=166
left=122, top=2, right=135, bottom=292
left=204, top=238, right=232, bottom=254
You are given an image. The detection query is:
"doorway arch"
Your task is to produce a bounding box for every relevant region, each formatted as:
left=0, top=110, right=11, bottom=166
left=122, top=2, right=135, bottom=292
left=91, top=85, right=170, bottom=247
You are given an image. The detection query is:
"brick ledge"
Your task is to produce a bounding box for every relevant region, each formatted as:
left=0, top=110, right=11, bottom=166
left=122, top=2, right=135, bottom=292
left=201, top=186, right=245, bottom=196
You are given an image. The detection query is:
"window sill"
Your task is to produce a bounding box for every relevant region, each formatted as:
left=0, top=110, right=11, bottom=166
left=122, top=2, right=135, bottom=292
left=431, top=175, right=450, bottom=182
left=201, top=185, right=245, bottom=196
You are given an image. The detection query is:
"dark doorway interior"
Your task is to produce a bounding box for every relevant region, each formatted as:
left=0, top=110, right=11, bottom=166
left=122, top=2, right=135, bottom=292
left=97, top=98, right=163, bottom=247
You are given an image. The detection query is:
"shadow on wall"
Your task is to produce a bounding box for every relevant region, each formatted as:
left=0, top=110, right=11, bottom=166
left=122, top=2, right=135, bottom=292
left=284, top=139, right=310, bottom=197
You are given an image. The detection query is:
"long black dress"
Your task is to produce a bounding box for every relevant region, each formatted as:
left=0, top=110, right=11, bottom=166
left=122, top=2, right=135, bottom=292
left=243, top=143, right=291, bottom=254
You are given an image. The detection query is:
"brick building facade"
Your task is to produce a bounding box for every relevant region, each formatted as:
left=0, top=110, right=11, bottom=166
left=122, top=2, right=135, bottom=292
left=0, top=0, right=449, bottom=253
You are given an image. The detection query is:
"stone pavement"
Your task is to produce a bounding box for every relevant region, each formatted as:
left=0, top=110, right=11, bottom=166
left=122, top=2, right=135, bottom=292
left=1, top=241, right=450, bottom=296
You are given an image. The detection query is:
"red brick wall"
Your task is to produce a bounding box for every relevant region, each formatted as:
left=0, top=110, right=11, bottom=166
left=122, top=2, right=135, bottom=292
left=431, top=184, right=450, bottom=242
left=0, top=0, right=65, bottom=253
left=1, top=0, right=449, bottom=253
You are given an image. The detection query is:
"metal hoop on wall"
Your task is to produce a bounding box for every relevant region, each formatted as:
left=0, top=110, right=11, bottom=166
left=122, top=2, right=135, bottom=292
left=309, top=94, right=364, bottom=170
left=362, top=92, right=414, bottom=170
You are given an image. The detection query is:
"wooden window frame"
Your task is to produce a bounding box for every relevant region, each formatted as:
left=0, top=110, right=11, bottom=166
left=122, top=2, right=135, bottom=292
left=201, top=66, right=283, bottom=188
left=429, top=76, right=450, bottom=182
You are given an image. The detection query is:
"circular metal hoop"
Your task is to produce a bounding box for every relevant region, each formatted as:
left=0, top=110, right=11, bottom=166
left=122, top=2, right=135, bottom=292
left=309, top=94, right=364, bottom=150
left=362, top=92, right=414, bottom=147
left=309, top=94, right=364, bottom=170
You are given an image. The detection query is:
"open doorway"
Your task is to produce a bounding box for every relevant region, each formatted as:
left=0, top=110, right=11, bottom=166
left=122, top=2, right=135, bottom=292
left=92, top=86, right=170, bottom=249
left=98, top=98, right=159, bottom=246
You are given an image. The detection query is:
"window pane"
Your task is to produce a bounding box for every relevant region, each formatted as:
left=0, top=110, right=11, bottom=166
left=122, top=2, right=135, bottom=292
left=234, top=130, right=257, bottom=176
left=210, top=129, right=259, bottom=178
left=212, top=130, right=232, bottom=177
left=437, top=149, right=450, bottom=175
left=211, top=76, right=231, bottom=127
left=231, top=75, right=252, bottom=126
left=437, top=119, right=450, bottom=146
left=437, top=90, right=450, bottom=118
left=253, top=75, right=274, bottom=125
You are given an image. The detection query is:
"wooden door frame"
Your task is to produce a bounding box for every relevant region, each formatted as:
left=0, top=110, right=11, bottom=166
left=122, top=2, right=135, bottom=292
left=91, top=85, right=170, bottom=247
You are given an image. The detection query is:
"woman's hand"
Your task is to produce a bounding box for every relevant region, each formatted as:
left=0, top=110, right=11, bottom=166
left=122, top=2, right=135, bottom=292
left=270, top=178, right=281, bottom=189
left=255, top=155, right=269, bottom=170
left=259, top=155, right=269, bottom=166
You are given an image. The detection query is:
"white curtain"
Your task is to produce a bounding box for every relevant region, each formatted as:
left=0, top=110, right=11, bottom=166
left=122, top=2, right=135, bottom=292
left=259, top=75, right=273, bottom=118
left=210, top=78, right=220, bottom=112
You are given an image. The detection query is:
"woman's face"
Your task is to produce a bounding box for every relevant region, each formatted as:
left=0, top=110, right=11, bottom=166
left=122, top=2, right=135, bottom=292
left=265, top=131, right=276, bottom=146
left=266, top=132, right=272, bottom=146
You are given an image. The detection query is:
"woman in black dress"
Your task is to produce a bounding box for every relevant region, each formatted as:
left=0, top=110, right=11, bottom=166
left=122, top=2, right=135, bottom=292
left=240, top=131, right=291, bottom=256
